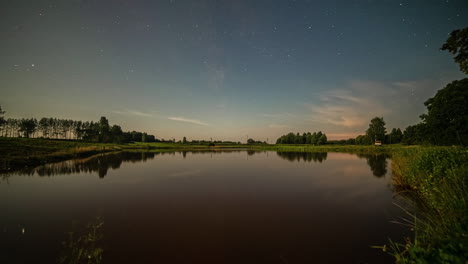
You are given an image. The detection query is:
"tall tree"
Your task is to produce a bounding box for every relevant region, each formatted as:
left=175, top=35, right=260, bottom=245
left=0, top=106, right=5, bottom=124
left=389, top=128, right=403, bottom=144
left=0, top=106, right=5, bottom=136
left=355, top=135, right=371, bottom=145
left=19, top=118, right=37, bottom=138
left=441, top=27, right=468, bottom=74
left=421, top=78, right=468, bottom=145
left=317, top=133, right=327, bottom=145
left=98, top=116, right=110, bottom=142
left=366, top=117, right=386, bottom=143
left=402, top=123, right=426, bottom=145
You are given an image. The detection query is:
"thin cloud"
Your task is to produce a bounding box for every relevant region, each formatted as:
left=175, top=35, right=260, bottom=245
left=259, top=112, right=295, bottom=119
left=306, top=79, right=446, bottom=132
left=268, top=124, right=289, bottom=129
left=112, top=109, right=153, bottom=117
left=168, top=116, right=210, bottom=126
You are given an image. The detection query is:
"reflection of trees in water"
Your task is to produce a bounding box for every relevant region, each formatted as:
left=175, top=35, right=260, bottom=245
left=247, top=150, right=256, bottom=156
left=3, top=152, right=157, bottom=178
left=276, top=152, right=328, bottom=163
left=357, top=153, right=390, bottom=178
left=1, top=150, right=256, bottom=179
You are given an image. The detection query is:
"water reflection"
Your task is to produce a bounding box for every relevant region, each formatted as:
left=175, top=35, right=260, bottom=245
left=357, top=154, right=390, bottom=178
left=1, top=150, right=250, bottom=178
left=276, top=152, right=328, bottom=163
left=3, top=152, right=156, bottom=179
left=276, top=152, right=390, bottom=178
left=1, top=151, right=390, bottom=180
left=0, top=150, right=403, bottom=264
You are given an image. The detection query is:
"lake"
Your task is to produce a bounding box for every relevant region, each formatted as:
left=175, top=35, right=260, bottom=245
left=0, top=150, right=407, bottom=264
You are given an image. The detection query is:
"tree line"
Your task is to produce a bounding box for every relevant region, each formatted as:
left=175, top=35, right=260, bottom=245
left=291, top=27, right=468, bottom=147
left=350, top=28, right=467, bottom=146
left=276, top=131, right=327, bottom=145
left=0, top=112, right=157, bottom=144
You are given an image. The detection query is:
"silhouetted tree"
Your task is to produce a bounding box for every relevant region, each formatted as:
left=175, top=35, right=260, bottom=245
left=317, top=133, right=327, bottom=145
left=355, top=135, right=371, bottom=145
left=0, top=106, right=5, bottom=136
left=441, top=27, right=468, bottom=74
left=0, top=114, right=157, bottom=143
left=19, top=118, right=37, bottom=138
left=276, top=131, right=328, bottom=145
left=402, top=123, right=427, bottom=145
left=420, top=79, right=468, bottom=145
left=389, top=128, right=403, bottom=144
left=366, top=117, right=386, bottom=143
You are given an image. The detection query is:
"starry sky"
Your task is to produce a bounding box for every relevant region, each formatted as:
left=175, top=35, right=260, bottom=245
left=1, top=0, right=467, bottom=142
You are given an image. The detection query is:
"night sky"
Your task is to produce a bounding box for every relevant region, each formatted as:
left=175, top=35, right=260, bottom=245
left=1, top=0, right=467, bottom=142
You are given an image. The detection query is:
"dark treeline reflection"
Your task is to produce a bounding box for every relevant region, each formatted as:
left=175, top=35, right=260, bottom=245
left=1, top=150, right=253, bottom=178
left=357, top=153, right=390, bottom=178
left=276, top=152, right=328, bottom=163
left=2, top=151, right=390, bottom=180
left=3, top=152, right=157, bottom=178
left=276, top=152, right=390, bottom=178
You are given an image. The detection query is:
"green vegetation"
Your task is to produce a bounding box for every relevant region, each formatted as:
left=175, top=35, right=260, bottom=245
left=0, top=115, right=157, bottom=143
left=0, top=138, right=135, bottom=172
left=441, top=27, right=468, bottom=74
left=59, top=217, right=104, bottom=264
left=0, top=137, right=254, bottom=172
left=389, top=147, right=468, bottom=263
left=254, top=142, right=407, bottom=154
left=366, top=117, right=387, bottom=142
left=276, top=131, right=328, bottom=145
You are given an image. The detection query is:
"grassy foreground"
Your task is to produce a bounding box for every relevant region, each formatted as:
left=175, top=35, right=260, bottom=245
left=389, top=147, right=468, bottom=263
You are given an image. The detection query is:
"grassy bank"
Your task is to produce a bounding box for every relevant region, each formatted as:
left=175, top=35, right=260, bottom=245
left=390, top=147, right=468, bottom=263
left=250, top=143, right=419, bottom=154
left=0, top=138, right=423, bottom=172
left=0, top=138, right=250, bottom=172
left=0, top=138, right=125, bottom=172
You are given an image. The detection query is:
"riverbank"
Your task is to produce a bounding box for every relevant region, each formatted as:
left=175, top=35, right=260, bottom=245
left=0, top=138, right=246, bottom=172
left=1, top=137, right=466, bottom=262
left=0, top=137, right=432, bottom=172
left=389, top=147, right=468, bottom=263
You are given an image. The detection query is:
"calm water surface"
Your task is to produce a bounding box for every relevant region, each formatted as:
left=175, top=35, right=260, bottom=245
left=0, top=151, right=406, bottom=264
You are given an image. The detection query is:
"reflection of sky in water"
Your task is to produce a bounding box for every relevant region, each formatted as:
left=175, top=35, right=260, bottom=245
left=0, top=151, right=405, bottom=264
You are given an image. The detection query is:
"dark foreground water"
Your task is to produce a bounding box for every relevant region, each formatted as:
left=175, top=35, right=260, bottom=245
left=0, top=151, right=406, bottom=264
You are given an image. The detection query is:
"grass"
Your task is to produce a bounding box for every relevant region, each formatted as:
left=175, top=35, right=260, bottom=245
left=250, top=143, right=419, bottom=154
left=0, top=138, right=432, bottom=172
left=58, top=216, right=104, bottom=264
left=0, top=138, right=254, bottom=172
left=0, top=138, right=123, bottom=172
left=389, top=147, right=468, bottom=263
